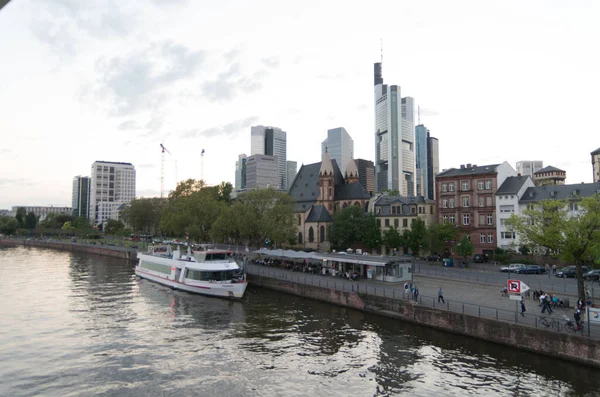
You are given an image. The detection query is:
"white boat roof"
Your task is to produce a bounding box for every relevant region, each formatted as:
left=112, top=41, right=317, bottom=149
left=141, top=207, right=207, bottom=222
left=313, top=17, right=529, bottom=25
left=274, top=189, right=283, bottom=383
left=186, top=262, right=241, bottom=271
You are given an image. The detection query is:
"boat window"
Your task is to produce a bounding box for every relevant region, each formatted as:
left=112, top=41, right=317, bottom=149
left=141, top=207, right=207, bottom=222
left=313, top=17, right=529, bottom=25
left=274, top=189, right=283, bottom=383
left=140, top=261, right=171, bottom=274
left=185, top=269, right=236, bottom=281
left=205, top=253, right=229, bottom=261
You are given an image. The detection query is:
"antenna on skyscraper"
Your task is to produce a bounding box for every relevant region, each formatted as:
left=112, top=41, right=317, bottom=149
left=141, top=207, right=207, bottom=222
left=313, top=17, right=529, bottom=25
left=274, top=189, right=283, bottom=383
left=380, top=38, right=383, bottom=64
left=418, top=106, right=421, bottom=125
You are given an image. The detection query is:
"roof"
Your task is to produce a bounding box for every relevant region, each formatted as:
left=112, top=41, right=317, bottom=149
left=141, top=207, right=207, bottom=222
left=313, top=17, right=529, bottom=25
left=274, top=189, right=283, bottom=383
left=591, top=147, right=600, bottom=156
left=495, top=176, right=531, bottom=195
left=519, top=182, right=600, bottom=204
left=373, top=195, right=435, bottom=216
left=345, top=159, right=358, bottom=177
left=320, top=151, right=334, bottom=175
left=534, top=165, right=564, bottom=174
left=93, top=161, right=134, bottom=166
left=334, top=183, right=371, bottom=201
left=289, top=162, right=321, bottom=212
left=436, top=163, right=500, bottom=178
left=305, top=205, right=333, bottom=222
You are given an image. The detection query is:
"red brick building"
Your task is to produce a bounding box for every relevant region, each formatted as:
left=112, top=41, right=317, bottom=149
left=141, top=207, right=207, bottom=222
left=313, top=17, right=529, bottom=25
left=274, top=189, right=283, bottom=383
left=435, top=162, right=515, bottom=256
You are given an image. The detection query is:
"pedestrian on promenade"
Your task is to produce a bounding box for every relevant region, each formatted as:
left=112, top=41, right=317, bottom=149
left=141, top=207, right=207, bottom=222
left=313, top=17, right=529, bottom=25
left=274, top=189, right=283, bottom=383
left=413, top=286, right=419, bottom=302
left=438, top=287, right=445, bottom=303
left=552, top=264, right=557, bottom=275
left=541, top=293, right=553, bottom=314
left=404, top=281, right=409, bottom=295
left=520, top=297, right=526, bottom=316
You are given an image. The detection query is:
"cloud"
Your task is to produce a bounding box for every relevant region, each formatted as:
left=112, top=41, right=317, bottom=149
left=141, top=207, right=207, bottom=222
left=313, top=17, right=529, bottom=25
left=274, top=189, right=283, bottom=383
left=418, top=107, right=441, bottom=117
left=201, top=63, right=266, bottom=102
left=0, top=178, right=33, bottom=187
left=95, top=41, right=206, bottom=115
left=137, top=163, right=156, bottom=169
left=136, top=189, right=161, bottom=198
left=181, top=116, right=259, bottom=139
left=260, top=57, right=279, bottom=68
left=117, top=120, right=141, bottom=130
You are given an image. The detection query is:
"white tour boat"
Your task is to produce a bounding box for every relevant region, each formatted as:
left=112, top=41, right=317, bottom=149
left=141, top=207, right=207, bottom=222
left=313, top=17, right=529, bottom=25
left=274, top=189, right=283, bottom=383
left=136, top=244, right=248, bottom=299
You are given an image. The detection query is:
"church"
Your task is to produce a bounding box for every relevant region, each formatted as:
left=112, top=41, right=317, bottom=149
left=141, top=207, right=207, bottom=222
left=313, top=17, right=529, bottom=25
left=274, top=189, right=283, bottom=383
left=288, top=151, right=372, bottom=250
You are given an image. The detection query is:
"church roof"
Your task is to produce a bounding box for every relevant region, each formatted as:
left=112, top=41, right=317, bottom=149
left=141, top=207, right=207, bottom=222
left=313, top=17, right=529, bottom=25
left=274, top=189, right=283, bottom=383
left=345, top=159, right=358, bottom=177
left=534, top=165, right=565, bottom=174
left=305, top=205, right=333, bottom=222
left=335, top=183, right=371, bottom=201
left=320, top=151, right=334, bottom=175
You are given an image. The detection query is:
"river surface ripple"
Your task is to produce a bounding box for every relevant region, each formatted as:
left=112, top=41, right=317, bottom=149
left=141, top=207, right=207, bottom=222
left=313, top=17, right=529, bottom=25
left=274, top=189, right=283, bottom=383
left=0, top=247, right=598, bottom=397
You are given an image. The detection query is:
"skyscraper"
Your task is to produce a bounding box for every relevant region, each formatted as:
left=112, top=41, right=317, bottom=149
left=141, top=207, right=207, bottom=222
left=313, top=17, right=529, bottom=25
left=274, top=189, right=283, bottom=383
left=415, top=125, right=429, bottom=197
left=286, top=161, right=297, bottom=190
left=250, top=126, right=287, bottom=190
left=355, top=159, right=375, bottom=195
left=321, top=127, right=354, bottom=176
left=426, top=134, right=439, bottom=200
left=235, top=154, right=247, bottom=191
left=89, top=161, right=136, bottom=226
left=374, top=62, right=416, bottom=195
left=72, top=176, right=90, bottom=218
left=245, top=155, right=279, bottom=190
left=515, top=161, right=544, bottom=179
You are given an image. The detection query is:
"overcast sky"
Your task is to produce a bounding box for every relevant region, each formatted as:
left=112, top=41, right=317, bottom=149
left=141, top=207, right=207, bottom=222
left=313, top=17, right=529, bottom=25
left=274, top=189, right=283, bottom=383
left=0, top=0, right=598, bottom=209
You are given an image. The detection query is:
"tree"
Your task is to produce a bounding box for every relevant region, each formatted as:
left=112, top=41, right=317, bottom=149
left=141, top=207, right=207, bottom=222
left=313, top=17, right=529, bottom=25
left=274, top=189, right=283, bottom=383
left=0, top=216, right=18, bottom=236
left=455, top=234, right=474, bottom=260
left=518, top=245, right=530, bottom=256
left=105, top=219, right=125, bottom=236
left=168, top=178, right=206, bottom=200
left=15, top=207, right=26, bottom=227
left=424, top=222, right=458, bottom=256
left=382, top=226, right=403, bottom=252
left=328, top=205, right=376, bottom=250
left=25, top=212, right=37, bottom=229
left=362, top=213, right=381, bottom=251
left=121, top=198, right=164, bottom=234
left=406, top=218, right=427, bottom=256
left=40, top=213, right=74, bottom=229
left=506, top=195, right=600, bottom=300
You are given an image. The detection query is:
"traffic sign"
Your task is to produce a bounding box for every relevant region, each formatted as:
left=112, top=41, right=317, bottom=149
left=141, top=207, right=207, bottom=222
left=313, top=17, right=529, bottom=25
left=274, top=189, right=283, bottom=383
left=507, top=279, right=521, bottom=293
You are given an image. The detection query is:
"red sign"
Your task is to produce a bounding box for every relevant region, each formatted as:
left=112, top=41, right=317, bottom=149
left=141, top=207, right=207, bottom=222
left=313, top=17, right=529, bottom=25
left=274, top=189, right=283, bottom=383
left=507, top=279, right=521, bottom=293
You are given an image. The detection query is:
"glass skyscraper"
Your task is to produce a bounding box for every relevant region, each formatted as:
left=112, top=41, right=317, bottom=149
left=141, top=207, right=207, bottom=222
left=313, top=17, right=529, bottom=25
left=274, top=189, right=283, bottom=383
left=321, top=127, right=354, bottom=175
left=250, top=126, right=287, bottom=190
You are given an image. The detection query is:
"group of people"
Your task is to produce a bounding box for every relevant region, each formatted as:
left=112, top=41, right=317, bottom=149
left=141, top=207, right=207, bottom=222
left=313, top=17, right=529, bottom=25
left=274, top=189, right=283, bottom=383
left=403, top=281, right=422, bottom=302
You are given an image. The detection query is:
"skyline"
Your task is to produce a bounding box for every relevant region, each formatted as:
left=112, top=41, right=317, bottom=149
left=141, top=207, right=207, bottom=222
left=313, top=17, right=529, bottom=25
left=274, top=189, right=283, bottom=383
left=1, top=1, right=599, bottom=209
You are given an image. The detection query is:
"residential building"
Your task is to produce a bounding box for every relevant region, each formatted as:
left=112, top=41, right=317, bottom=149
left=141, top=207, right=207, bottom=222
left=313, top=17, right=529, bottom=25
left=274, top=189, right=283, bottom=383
left=250, top=125, right=287, bottom=190
left=245, top=154, right=279, bottom=190
left=591, top=147, right=600, bottom=182
left=515, top=161, right=543, bottom=179
left=372, top=194, right=436, bottom=255
left=494, top=175, right=535, bottom=250
left=533, top=165, right=566, bottom=186
left=374, top=62, right=416, bottom=195
left=435, top=162, right=516, bottom=256
left=426, top=134, right=439, bottom=201
left=286, top=161, right=297, bottom=191
left=0, top=209, right=14, bottom=217
left=321, top=127, right=354, bottom=176
left=355, top=159, right=375, bottom=195
left=289, top=155, right=371, bottom=251
left=235, top=154, right=247, bottom=191
left=10, top=205, right=71, bottom=221
left=72, top=176, right=90, bottom=218
left=89, top=161, right=136, bottom=226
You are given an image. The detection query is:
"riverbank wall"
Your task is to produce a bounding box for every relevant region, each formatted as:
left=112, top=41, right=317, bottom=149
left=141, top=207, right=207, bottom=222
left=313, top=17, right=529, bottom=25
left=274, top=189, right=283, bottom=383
left=0, top=238, right=138, bottom=263
left=249, top=273, right=600, bottom=368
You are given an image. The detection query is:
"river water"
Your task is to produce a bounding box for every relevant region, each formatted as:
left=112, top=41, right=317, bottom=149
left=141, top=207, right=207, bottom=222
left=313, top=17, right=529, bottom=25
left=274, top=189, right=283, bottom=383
left=1, top=246, right=598, bottom=397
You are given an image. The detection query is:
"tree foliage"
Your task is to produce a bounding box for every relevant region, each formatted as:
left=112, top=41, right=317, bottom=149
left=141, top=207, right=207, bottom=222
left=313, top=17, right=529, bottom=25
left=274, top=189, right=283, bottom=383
left=40, top=213, right=74, bottom=229
left=406, top=218, right=427, bottom=256
left=506, top=195, right=600, bottom=300
left=425, top=222, right=459, bottom=255
left=328, top=205, right=378, bottom=250
left=25, top=212, right=37, bottom=229
left=15, top=207, right=26, bottom=227
left=121, top=198, right=165, bottom=233
left=0, top=216, right=19, bottom=235
left=105, top=219, right=125, bottom=235
left=382, top=226, right=404, bottom=252
left=455, top=234, right=474, bottom=259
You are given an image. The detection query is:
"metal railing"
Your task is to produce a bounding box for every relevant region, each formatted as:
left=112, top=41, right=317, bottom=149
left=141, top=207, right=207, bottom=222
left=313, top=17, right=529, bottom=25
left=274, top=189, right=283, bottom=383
left=247, top=264, right=599, bottom=339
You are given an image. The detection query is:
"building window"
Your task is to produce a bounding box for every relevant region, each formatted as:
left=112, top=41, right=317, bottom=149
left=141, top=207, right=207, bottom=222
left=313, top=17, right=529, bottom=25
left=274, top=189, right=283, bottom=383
left=442, top=199, right=448, bottom=208
left=571, top=203, right=579, bottom=211
left=500, top=205, right=514, bottom=213
left=320, top=226, right=325, bottom=243
left=501, top=232, right=516, bottom=239
left=500, top=219, right=505, bottom=226
left=487, top=233, right=494, bottom=243
left=461, top=181, right=470, bottom=191
left=487, top=214, right=493, bottom=225
left=462, top=197, right=469, bottom=207
left=478, top=181, right=484, bottom=190
left=479, top=215, right=485, bottom=226
left=448, top=183, right=455, bottom=192
left=479, top=197, right=484, bottom=207
left=297, top=214, right=301, bottom=226
left=403, top=219, right=408, bottom=227
left=485, top=180, right=492, bottom=190
left=385, top=219, right=390, bottom=227
left=463, top=214, right=470, bottom=225
left=486, top=196, right=492, bottom=207
left=394, top=219, right=399, bottom=228
left=449, top=215, right=455, bottom=224
left=298, top=232, right=303, bottom=244
left=430, top=206, right=433, bottom=214
left=308, top=227, right=314, bottom=243
left=377, top=219, right=381, bottom=227
left=442, top=183, right=447, bottom=192
left=443, top=215, right=448, bottom=223
left=449, top=199, right=454, bottom=208
left=480, top=233, right=486, bottom=243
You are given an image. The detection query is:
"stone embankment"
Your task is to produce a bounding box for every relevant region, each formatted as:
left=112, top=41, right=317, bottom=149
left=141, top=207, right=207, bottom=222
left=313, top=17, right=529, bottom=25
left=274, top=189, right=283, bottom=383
left=0, top=238, right=138, bottom=262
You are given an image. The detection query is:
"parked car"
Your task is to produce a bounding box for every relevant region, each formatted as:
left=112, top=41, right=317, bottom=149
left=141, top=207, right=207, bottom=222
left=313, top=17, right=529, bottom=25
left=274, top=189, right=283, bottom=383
left=500, top=263, right=526, bottom=273
left=584, top=269, right=600, bottom=281
left=516, top=265, right=546, bottom=274
left=473, top=254, right=489, bottom=263
left=443, top=258, right=454, bottom=267
left=556, top=266, right=590, bottom=278
left=425, top=254, right=441, bottom=262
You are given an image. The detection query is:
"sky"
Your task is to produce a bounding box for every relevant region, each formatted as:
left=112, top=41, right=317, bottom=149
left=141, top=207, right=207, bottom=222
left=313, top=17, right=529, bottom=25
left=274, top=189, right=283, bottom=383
left=0, top=0, right=599, bottom=209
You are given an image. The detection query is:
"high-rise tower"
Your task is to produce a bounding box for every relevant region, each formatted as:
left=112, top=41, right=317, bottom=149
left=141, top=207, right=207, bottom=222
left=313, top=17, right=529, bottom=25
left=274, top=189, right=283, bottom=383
left=250, top=126, right=287, bottom=190
left=374, top=62, right=416, bottom=195
left=321, top=127, right=354, bottom=176
left=89, top=161, right=136, bottom=226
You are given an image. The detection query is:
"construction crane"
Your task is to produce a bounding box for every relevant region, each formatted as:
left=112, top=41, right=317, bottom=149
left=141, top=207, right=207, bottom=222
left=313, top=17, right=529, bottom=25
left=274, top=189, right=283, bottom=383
left=160, top=143, right=171, bottom=198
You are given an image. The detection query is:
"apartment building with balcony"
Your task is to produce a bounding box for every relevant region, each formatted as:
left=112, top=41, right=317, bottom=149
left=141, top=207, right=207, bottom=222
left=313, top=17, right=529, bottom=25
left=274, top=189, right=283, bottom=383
left=435, top=162, right=516, bottom=256
left=494, top=175, right=535, bottom=250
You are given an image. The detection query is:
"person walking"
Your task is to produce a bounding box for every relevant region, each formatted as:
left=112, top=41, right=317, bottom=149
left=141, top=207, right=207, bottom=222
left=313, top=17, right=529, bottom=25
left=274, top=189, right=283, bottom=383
left=520, top=297, right=526, bottom=316
left=552, top=264, right=557, bottom=275
left=438, top=287, right=445, bottom=303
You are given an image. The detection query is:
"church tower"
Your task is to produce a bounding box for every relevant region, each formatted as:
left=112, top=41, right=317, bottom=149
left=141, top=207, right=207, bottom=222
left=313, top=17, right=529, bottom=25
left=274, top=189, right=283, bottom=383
left=319, top=150, right=335, bottom=212
left=345, top=159, right=359, bottom=184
